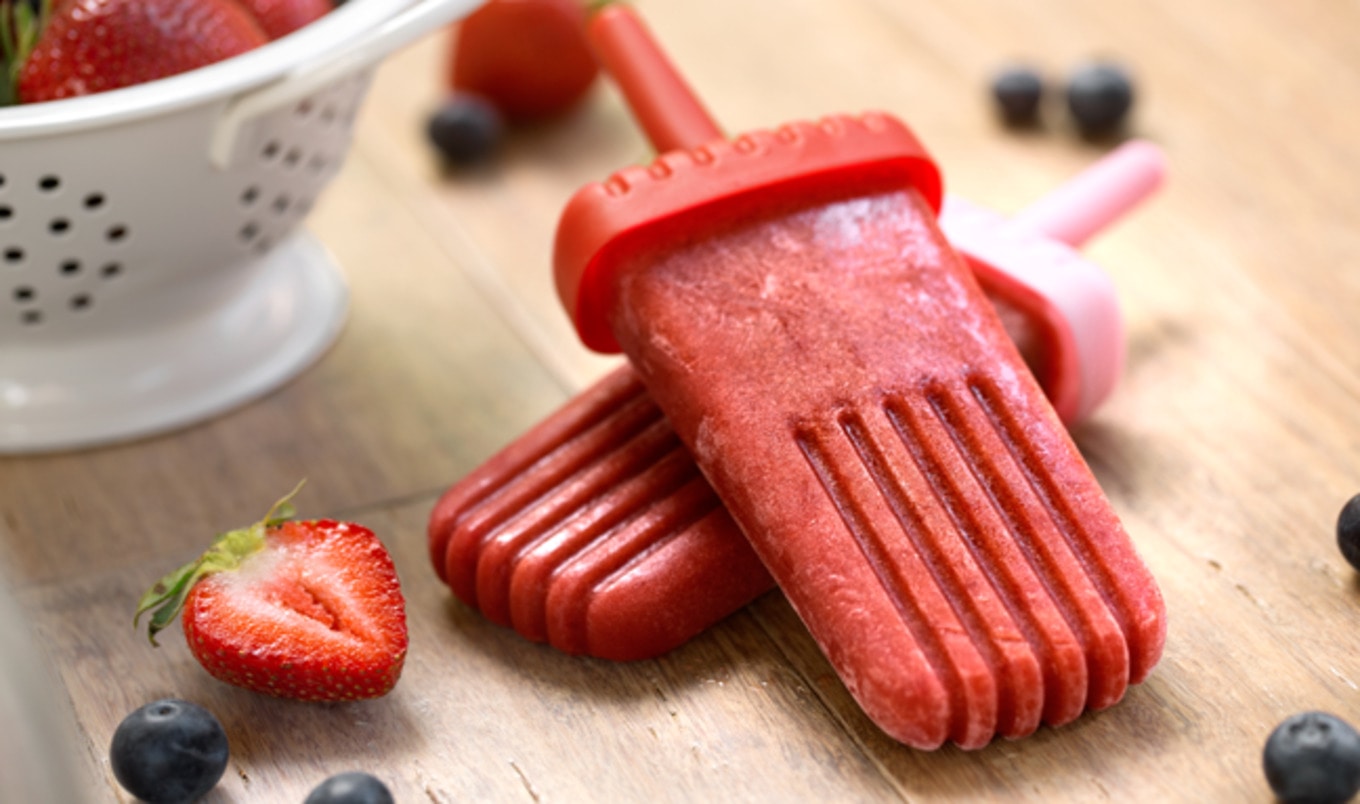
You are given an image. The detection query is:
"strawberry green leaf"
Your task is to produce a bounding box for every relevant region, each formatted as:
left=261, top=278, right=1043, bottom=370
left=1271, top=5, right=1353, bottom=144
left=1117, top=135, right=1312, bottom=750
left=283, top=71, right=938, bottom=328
left=134, top=481, right=307, bottom=646
left=262, top=479, right=304, bottom=526
left=1, top=0, right=50, bottom=106
left=135, top=559, right=207, bottom=646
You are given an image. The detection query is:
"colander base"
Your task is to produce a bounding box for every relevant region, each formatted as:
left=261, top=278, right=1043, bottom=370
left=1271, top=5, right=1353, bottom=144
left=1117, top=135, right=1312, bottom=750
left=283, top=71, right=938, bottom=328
left=0, top=231, right=348, bottom=454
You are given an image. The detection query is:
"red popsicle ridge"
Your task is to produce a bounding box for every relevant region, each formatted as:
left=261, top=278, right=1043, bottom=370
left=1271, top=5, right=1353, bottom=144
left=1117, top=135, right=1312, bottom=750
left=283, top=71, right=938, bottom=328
left=503, top=438, right=699, bottom=640
left=428, top=361, right=1165, bottom=738
left=967, top=374, right=1165, bottom=686
left=428, top=368, right=769, bottom=661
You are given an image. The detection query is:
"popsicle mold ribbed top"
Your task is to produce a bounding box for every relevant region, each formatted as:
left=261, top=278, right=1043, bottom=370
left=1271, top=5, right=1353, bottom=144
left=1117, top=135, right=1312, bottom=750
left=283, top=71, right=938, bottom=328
left=553, top=113, right=942, bottom=353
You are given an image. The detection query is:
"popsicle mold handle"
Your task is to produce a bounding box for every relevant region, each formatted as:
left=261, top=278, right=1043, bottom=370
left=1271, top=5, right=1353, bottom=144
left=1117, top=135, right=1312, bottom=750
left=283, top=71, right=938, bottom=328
left=1010, top=140, right=1166, bottom=247
left=586, top=4, right=724, bottom=152
left=554, top=113, right=943, bottom=353
left=208, top=0, right=486, bottom=168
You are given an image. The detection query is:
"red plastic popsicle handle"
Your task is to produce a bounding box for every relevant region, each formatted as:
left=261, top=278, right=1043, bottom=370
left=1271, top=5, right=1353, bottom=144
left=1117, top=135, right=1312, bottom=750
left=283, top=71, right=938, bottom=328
left=586, top=4, right=723, bottom=151
left=558, top=7, right=942, bottom=354
left=554, top=116, right=943, bottom=353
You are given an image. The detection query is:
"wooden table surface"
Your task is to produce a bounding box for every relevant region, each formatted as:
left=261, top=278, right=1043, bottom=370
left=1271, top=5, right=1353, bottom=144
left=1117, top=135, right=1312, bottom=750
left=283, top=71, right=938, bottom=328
left=4, top=0, right=1360, bottom=800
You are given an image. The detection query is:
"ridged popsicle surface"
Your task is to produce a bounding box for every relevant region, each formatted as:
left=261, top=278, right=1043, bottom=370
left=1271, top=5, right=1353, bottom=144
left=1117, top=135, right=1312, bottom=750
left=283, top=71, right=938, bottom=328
left=428, top=368, right=773, bottom=661
left=601, top=184, right=1164, bottom=749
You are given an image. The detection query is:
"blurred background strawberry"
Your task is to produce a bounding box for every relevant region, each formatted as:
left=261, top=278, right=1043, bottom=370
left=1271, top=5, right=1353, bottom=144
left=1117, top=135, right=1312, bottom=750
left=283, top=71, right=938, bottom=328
left=427, top=0, right=601, bottom=166
left=449, top=0, right=599, bottom=122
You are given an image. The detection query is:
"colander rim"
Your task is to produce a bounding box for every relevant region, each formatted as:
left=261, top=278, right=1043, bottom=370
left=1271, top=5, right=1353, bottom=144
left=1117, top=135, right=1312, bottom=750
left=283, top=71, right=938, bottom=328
left=0, top=0, right=415, bottom=140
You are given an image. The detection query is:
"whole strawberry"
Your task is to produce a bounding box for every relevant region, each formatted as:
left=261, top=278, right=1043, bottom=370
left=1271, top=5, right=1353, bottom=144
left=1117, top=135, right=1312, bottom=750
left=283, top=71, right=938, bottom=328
left=235, top=0, right=331, bottom=40
left=449, top=0, right=599, bottom=122
left=16, top=0, right=268, bottom=103
left=136, top=486, right=408, bottom=703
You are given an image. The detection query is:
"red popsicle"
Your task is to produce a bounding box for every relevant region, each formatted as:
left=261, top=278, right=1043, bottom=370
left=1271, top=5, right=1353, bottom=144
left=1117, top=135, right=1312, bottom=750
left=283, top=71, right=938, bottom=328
left=428, top=141, right=1162, bottom=673
left=437, top=5, right=1166, bottom=750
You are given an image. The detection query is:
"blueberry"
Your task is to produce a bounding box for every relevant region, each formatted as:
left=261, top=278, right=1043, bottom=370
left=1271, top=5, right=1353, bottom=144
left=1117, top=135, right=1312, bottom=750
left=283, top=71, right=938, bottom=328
left=426, top=93, right=504, bottom=167
left=304, top=771, right=395, bottom=804
left=1066, top=61, right=1135, bottom=137
left=990, top=66, right=1045, bottom=127
left=1263, top=711, right=1360, bottom=804
left=109, top=698, right=229, bottom=804
left=1336, top=494, right=1360, bottom=570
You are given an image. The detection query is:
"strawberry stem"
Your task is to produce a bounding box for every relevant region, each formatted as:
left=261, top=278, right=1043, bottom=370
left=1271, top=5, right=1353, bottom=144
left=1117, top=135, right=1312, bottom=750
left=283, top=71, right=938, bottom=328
left=135, top=481, right=307, bottom=646
left=0, top=0, right=50, bottom=106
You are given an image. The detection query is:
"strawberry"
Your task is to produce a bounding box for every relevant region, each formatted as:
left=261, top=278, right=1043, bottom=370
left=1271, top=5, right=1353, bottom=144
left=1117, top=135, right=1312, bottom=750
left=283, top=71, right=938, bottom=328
left=16, top=0, right=268, bottom=103
left=136, top=486, right=408, bottom=703
left=235, top=0, right=330, bottom=40
left=449, top=0, right=599, bottom=122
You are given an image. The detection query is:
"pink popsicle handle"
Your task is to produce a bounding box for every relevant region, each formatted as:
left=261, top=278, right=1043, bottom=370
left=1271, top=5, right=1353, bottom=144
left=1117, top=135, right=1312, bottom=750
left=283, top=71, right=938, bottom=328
left=1009, top=140, right=1166, bottom=247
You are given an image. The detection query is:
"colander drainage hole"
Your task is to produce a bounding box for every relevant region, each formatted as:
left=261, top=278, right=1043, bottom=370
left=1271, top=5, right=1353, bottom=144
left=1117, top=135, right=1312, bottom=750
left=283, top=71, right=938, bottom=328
left=61, top=260, right=80, bottom=276
left=38, top=175, right=59, bottom=192
left=272, top=195, right=290, bottom=214
left=240, top=222, right=259, bottom=242
left=241, top=186, right=260, bottom=206
left=21, top=310, right=40, bottom=325
left=262, top=141, right=281, bottom=161
left=106, top=225, right=128, bottom=242
left=4, top=247, right=22, bottom=263
left=70, top=294, right=91, bottom=310
left=50, top=218, right=70, bottom=234
left=101, top=262, right=121, bottom=278
left=0, top=206, right=11, bottom=220
left=84, top=193, right=105, bottom=210
left=283, top=148, right=303, bottom=168
left=13, top=287, right=34, bottom=302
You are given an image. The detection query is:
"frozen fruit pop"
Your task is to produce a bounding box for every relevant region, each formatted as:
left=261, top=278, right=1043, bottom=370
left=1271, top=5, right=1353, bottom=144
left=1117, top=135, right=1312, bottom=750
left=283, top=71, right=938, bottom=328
left=428, top=139, right=1162, bottom=671
left=448, top=5, right=1164, bottom=750
left=572, top=4, right=1166, bottom=749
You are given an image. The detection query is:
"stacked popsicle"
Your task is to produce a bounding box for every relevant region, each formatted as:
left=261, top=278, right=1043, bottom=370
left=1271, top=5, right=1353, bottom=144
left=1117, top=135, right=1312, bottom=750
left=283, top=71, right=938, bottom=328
left=430, top=5, right=1165, bottom=749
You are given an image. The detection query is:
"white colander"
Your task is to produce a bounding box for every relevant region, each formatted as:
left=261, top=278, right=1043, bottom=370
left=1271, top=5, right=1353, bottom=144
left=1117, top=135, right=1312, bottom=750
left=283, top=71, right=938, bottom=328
left=0, top=0, right=482, bottom=454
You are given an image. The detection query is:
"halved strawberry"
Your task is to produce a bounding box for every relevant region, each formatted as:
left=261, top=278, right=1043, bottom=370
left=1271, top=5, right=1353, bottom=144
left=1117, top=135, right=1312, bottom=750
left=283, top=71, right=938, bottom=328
left=16, top=0, right=268, bottom=103
left=136, top=486, right=408, bottom=703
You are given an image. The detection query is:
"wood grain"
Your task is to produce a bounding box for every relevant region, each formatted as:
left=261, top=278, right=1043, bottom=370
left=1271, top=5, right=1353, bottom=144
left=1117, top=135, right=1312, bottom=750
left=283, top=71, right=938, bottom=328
left=3, top=0, right=1360, bottom=800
